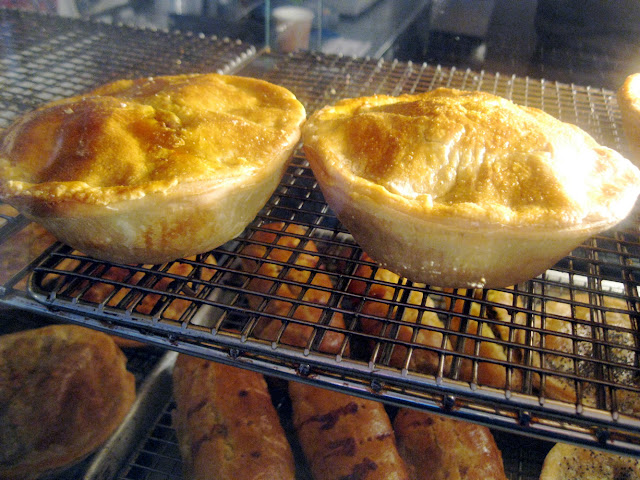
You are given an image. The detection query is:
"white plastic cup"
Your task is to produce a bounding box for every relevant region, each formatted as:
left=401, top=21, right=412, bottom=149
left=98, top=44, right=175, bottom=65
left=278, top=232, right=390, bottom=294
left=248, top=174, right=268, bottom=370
left=272, top=6, right=315, bottom=53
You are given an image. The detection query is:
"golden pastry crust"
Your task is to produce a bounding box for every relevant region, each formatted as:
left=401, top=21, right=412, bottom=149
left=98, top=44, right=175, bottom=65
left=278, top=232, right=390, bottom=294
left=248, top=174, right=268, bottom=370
left=0, top=324, right=136, bottom=480
left=393, top=409, right=508, bottom=480
left=540, top=443, right=640, bottom=480
left=302, top=88, right=640, bottom=287
left=617, top=73, right=640, bottom=166
left=0, top=74, right=306, bottom=264
left=172, top=355, right=296, bottom=480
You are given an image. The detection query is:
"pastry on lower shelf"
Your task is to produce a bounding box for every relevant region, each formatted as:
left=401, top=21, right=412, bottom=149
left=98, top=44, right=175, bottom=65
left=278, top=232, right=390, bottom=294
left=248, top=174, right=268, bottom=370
left=525, top=292, right=639, bottom=414
left=540, top=442, right=640, bottom=479
left=240, top=222, right=348, bottom=355
left=347, top=252, right=452, bottom=375
left=289, top=381, right=410, bottom=480
left=39, top=250, right=217, bottom=348
left=0, top=324, right=136, bottom=480
left=460, top=288, right=640, bottom=415
left=0, top=73, right=306, bottom=264
left=302, top=87, right=640, bottom=288
left=445, top=288, right=525, bottom=390
left=393, top=408, right=508, bottom=480
left=241, top=224, right=408, bottom=479
left=172, top=354, right=296, bottom=480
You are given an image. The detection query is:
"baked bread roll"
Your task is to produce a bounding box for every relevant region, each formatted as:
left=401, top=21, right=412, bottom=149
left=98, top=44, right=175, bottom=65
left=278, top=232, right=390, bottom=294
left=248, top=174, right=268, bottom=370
left=347, top=252, right=451, bottom=375
left=618, top=73, right=640, bottom=166
left=172, top=354, right=296, bottom=480
left=0, top=324, right=136, bottom=480
left=445, top=288, right=524, bottom=390
left=240, top=222, right=347, bottom=355
left=289, top=382, right=410, bottom=480
left=540, top=442, right=640, bottom=480
left=393, top=408, right=508, bottom=480
left=0, top=74, right=306, bottom=264
left=457, top=288, right=640, bottom=414
left=302, top=88, right=640, bottom=288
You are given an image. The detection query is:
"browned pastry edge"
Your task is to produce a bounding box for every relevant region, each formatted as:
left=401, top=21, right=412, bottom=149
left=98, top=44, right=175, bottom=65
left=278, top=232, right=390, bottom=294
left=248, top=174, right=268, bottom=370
left=172, top=354, right=296, bottom=480
left=0, top=324, right=136, bottom=480
left=393, top=408, right=508, bottom=480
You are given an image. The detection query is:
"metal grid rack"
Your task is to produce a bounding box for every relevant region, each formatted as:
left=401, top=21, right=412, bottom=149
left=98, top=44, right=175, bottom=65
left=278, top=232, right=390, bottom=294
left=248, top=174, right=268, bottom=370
left=0, top=8, right=257, bottom=127
left=2, top=10, right=640, bottom=459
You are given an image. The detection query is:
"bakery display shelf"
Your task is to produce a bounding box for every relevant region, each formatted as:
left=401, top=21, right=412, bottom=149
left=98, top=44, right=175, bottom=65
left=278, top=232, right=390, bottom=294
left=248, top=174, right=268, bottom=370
left=1, top=23, right=640, bottom=457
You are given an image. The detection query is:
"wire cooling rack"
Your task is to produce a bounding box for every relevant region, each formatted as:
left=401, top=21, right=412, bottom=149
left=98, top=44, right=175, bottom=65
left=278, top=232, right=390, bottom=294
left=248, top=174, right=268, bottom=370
left=1, top=11, right=640, bottom=456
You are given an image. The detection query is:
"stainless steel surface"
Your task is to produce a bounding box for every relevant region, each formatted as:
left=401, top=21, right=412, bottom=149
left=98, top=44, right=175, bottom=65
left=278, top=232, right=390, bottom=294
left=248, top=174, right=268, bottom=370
left=2, top=8, right=640, bottom=459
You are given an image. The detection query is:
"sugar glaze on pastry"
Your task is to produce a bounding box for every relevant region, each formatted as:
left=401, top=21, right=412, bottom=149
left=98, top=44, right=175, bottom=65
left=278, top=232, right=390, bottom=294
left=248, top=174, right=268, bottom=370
left=303, top=88, right=640, bottom=287
left=0, top=74, right=306, bottom=264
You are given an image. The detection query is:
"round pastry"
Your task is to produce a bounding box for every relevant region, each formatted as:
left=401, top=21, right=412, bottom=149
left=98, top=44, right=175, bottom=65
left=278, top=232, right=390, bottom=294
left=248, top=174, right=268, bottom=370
left=302, top=88, right=640, bottom=288
left=0, top=74, right=306, bottom=264
left=540, top=443, right=640, bottom=479
left=0, top=324, right=136, bottom=480
left=617, top=73, right=640, bottom=167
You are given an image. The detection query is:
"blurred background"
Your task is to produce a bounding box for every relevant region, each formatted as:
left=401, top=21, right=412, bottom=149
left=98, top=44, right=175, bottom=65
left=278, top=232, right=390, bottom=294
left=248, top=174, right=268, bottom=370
left=9, top=0, right=640, bottom=90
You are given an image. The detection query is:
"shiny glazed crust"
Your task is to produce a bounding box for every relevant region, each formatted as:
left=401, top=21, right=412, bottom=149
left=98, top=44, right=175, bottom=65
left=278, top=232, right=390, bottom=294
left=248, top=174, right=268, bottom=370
left=0, top=74, right=306, bottom=264
left=394, top=409, right=508, bottom=480
left=0, top=324, right=136, bottom=480
left=540, top=443, right=640, bottom=480
left=172, top=354, right=296, bottom=480
left=302, top=88, right=640, bottom=288
left=618, top=73, right=640, bottom=167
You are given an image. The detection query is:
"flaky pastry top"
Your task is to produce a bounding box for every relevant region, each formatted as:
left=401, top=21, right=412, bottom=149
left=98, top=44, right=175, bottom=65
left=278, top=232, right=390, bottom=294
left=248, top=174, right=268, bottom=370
left=303, top=88, right=640, bottom=229
left=0, top=74, right=306, bottom=205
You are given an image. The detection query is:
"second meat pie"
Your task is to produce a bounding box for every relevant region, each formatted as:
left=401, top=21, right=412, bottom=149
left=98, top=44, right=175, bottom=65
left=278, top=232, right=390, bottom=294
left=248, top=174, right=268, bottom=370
left=302, top=88, right=640, bottom=288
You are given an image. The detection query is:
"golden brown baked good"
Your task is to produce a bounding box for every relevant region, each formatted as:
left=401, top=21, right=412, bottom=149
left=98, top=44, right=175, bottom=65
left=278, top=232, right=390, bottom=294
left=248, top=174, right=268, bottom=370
left=289, top=382, right=410, bottom=480
left=302, top=88, right=640, bottom=288
left=523, top=292, right=638, bottom=414
left=172, top=354, right=296, bottom=480
left=0, top=324, right=135, bottom=480
left=347, top=252, right=451, bottom=375
left=240, top=225, right=407, bottom=478
left=240, top=222, right=347, bottom=355
left=393, top=408, right=508, bottom=480
left=540, top=442, right=640, bottom=480
left=458, top=288, right=640, bottom=414
left=0, top=74, right=306, bottom=264
left=618, top=73, right=640, bottom=166
left=446, top=288, right=524, bottom=390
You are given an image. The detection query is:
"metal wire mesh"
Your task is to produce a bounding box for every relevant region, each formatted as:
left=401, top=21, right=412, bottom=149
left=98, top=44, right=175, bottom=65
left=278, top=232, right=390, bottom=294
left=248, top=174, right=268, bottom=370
left=0, top=8, right=257, bottom=127
left=1, top=15, right=640, bottom=455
